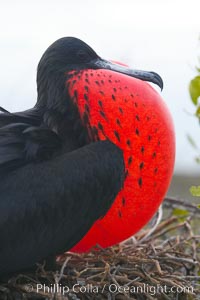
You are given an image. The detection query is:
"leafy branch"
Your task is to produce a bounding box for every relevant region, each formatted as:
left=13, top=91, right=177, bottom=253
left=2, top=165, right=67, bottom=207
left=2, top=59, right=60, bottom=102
left=188, top=53, right=200, bottom=163
left=189, top=57, right=200, bottom=117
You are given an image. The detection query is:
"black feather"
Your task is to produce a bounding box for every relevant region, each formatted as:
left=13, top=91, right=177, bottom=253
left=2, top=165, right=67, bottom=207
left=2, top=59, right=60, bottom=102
left=0, top=140, right=124, bottom=276
left=0, top=108, right=42, bottom=128
left=0, top=106, right=10, bottom=113
left=0, top=118, right=62, bottom=174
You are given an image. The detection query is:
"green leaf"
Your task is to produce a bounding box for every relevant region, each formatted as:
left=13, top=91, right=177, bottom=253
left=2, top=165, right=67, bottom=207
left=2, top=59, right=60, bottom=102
left=172, top=208, right=189, bottom=222
left=187, top=134, right=198, bottom=149
left=196, top=66, right=200, bottom=73
left=195, top=156, right=200, bottom=164
left=196, top=105, right=200, bottom=118
left=189, top=76, right=200, bottom=105
left=173, top=208, right=189, bottom=217
left=197, top=204, right=200, bottom=209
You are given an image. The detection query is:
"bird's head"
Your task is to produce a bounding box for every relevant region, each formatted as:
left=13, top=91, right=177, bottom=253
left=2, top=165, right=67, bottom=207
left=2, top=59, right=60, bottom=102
left=37, top=37, right=99, bottom=75
left=37, top=37, right=163, bottom=104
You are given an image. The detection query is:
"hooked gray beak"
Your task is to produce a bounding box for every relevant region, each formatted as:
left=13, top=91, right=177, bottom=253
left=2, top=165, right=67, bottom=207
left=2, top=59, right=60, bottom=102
left=92, top=58, right=163, bottom=90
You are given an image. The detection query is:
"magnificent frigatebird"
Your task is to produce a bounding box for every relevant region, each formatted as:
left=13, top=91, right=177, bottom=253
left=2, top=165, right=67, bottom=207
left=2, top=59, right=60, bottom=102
left=0, top=37, right=175, bottom=276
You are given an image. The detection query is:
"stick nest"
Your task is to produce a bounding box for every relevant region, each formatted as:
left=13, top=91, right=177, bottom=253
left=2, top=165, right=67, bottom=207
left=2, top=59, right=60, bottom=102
left=0, top=198, right=200, bottom=300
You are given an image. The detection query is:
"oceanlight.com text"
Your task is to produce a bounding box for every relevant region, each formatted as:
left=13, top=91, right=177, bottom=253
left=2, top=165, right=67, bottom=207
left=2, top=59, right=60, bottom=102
left=32, top=283, right=194, bottom=296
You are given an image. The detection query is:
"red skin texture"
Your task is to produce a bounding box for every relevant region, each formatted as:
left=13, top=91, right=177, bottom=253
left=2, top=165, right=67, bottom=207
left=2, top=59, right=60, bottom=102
left=67, top=68, right=175, bottom=252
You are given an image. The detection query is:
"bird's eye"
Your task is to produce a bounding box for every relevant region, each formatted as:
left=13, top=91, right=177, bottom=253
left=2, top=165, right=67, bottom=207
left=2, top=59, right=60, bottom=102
left=77, top=50, right=89, bottom=61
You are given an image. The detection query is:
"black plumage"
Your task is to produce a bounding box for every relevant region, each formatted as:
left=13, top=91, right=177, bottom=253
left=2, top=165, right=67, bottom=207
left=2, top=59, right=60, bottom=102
left=0, top=37, right=125, bottom=276
left=0, top=140, right=124, bottom=275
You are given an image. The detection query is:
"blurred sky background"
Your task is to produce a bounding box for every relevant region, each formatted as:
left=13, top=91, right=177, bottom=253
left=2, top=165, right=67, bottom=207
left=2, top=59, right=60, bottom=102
left=0, top=0, right=200, bottom=175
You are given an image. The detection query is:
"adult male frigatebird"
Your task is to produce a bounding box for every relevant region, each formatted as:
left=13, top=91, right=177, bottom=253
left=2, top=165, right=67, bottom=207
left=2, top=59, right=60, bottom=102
left=0, top=37, right=175, bottom=276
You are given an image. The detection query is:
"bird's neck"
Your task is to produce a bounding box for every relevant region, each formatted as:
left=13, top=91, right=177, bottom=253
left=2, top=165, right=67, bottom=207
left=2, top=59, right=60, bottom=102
left=36, top=72, right=90, bottom=147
